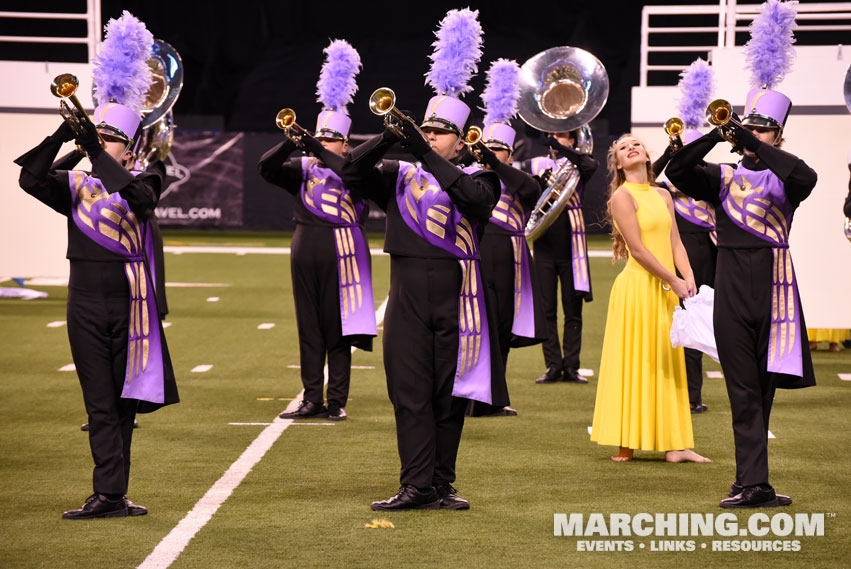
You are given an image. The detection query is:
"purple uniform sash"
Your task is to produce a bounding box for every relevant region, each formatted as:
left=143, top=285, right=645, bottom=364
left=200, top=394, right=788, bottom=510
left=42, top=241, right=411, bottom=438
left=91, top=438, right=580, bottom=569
left=67, top=170, right=166, bottom=404
left=530, top=156, right=590, bottom=292
left=471, top=167, right=537, bottom=340
left=669, top=183, right=718, bottom=245
left=720, top=164, right=802, bottom=377
left=300, top=158, right=378, bottom=338
left=395, top=162, right=492, bottom=404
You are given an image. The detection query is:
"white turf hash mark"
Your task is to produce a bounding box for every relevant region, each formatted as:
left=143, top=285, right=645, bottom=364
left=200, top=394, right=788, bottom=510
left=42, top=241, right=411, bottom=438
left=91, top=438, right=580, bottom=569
left=191, top=365, right=213, bottom=373
left=706, top=371, right=724, bottom=378
left=578, top=368, right=594, bottom=377
left=257, top=323, right=276, bottom=330
left=838, top=373, right=851, bottom=381
left=46, top=321, right=66, bottom=328
left=138, top=295, right=389, bottom=569
left=59, top=363, right=76, bottom=372
left=206, top=297, right=219, bottom=302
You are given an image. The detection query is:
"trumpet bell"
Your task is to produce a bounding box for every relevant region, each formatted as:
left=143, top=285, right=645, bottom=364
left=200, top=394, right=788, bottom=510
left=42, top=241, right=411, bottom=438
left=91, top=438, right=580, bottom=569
left=464, top=125, right=482, bottom=145
left=664, top=117, right=684, bottom=137
left=517, top=46, right=609, bottom=134
left=369, top=88, right=396, bottom=116
left=706, top=99, right=733, bottom=127
left=51, top=73, right=79, bottom=99
left=275, top=108, right=296, bottom=130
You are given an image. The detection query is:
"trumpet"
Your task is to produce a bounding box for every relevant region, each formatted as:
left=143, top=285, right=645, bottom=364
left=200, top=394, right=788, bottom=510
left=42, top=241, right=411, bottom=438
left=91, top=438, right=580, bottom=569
left=706, top=99, right=745, bottom=150
left=664, top=117, right=685, bottom=151
left=275, top=108, right=311, bottom=146
left=50, top=73, right=105, bottom=152
left=463, top=125, right=486, bottom=162
left=368, top=87, right=428, bottom=143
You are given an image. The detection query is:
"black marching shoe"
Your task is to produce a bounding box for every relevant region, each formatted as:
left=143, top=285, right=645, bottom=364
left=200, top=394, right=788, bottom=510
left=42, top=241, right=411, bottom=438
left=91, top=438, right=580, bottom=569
left=62, top=494, right=128, bottom=520
left=690, top=403, right=708, bottom=414
left=563, top=369, right=589, bottom=384
left=279, top=400, right=328, bottom=419
left=370, top=485, right=440, bottom=511
left=124, top=497, right=148, bottom=516
left=535, top=367, right=563, bottom=384
left=434, top=483, right=470, bottom=510
left=327, top=406, right=347, bottom=421
left=729, top=482, right=791, bottom=506
left=720, top=484, right=780, bottom=508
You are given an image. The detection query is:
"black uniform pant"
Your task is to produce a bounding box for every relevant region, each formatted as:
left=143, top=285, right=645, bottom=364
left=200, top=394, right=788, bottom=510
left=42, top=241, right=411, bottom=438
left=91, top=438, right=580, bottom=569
left=291, top=225, right=352, bottom=409
left=715, top=247, right=778, bottom=488
left=535, top=250, right=583, bottom=373
left=67, top=261, right=138, bottom=496
left=679, top=231, right=717, bottom=406
left=384, top=256, right=467, bottom=489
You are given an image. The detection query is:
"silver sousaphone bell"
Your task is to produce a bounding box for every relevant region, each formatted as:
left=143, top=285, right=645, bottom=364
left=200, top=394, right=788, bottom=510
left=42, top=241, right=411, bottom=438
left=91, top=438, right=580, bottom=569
left=517, top=46, right=609, bottom=242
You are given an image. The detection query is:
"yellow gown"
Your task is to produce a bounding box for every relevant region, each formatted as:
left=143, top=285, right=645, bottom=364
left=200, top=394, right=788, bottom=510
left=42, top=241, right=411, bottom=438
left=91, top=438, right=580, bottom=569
left=591, top=182, right=694, bottom=452
left=806, top=329, right=850, bottom=344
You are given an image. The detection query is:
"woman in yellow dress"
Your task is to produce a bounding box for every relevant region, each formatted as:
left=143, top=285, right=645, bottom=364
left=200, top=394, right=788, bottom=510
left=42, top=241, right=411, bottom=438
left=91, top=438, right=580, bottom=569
left=591, top=134, right=710, bottom=463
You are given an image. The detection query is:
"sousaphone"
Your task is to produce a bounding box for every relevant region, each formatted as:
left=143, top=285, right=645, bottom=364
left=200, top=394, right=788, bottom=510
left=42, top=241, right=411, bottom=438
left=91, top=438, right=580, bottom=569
left=844, top=61, right=851, bottom=242
left=518, top=46, right=608, bottom=242
left=93, top=39, right=184, bottom=170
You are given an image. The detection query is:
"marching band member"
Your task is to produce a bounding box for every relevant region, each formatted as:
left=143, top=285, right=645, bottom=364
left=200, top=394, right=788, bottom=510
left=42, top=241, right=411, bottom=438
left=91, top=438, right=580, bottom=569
left=465, top=59, right=544, bottom=417
left=522, top=130, right=598, bottom=385
left=653, top=58, right=718, bottom=414
left=666, top=0, right=816, bottom=508
left=15, top=12, right=178, bottom=519
left=258, top=40, right=376, bottom=421
left=341, top=9, right=506, bottom=511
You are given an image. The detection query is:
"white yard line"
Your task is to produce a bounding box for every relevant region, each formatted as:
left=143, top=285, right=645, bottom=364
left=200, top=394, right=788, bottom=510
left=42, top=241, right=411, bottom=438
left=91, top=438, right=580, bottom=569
left=138, top=295, right=388, bottom=569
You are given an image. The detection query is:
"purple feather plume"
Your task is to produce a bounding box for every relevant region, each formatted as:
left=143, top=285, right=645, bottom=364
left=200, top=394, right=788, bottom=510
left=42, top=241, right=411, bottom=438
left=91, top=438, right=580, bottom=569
left=92, top=10, right=153, bottom=113
left=481, top=59, right=521, bottom=125
left=425, top=8, right=483, bottom=97
left=677, top=58, right=715, bottom=129
left=744, top=0, right=798, bottom=89
left=316, top=39, right=362, bottom=114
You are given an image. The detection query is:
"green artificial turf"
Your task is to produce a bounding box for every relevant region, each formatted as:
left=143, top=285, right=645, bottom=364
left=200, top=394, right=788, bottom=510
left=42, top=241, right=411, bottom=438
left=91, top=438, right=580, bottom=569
left=0, top=232, right=848, bottom=569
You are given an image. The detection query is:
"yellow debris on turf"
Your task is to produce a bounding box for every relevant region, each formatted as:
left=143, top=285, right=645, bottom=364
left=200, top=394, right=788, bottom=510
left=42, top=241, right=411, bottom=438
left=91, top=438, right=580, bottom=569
left=365, top=519, right=395, bottom=529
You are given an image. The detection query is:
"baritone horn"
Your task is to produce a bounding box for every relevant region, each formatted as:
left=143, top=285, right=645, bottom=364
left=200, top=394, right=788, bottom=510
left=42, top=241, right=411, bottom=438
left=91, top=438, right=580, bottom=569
left=664, top=117, right=685, bottom=151
left=51, top=73, right=105, bottom=151
left=368, top=87, right=427, bottom=142
left=516, top=46, right=609, bottom=242
left=275, top=108, right=310, bottom=146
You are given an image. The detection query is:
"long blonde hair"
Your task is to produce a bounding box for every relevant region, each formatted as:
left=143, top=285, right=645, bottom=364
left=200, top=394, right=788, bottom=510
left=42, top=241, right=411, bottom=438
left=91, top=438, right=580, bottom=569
left=605, top=133, right=658, bottom=262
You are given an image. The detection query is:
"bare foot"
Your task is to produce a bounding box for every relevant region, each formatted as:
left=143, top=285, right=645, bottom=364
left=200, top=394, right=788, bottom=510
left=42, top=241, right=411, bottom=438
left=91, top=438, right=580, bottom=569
left=665, top=449, right=711, bottom=463
left=829, top=342, right=841, bottom=353
left=611, top=447, right=634, bottom=462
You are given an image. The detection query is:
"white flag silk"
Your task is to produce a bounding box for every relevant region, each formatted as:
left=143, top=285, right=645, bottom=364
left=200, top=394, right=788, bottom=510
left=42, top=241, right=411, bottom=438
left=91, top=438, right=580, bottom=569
left=670, top=284, right=719, bottom=362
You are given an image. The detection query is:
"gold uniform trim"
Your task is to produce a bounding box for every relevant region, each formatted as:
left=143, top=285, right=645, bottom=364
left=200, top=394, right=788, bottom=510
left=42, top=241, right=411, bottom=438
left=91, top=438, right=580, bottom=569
left=426, top=219, right=446, bottom=239
left=97, top=220, right=122, bottom=244
left=428, top=209, right=448, bottom=224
